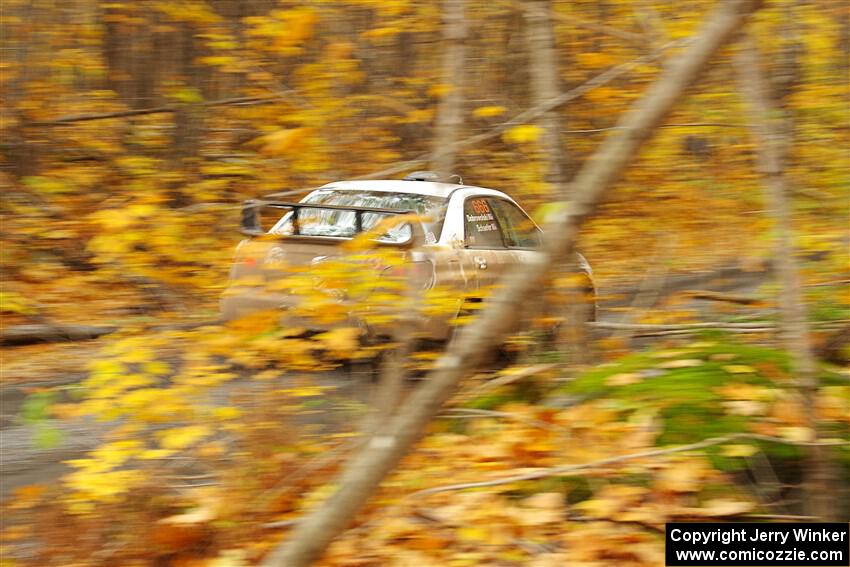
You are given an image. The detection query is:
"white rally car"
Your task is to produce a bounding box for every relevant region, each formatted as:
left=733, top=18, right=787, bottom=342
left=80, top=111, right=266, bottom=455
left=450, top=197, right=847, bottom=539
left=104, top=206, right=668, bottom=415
left=222, top=171, right=595, bottom=341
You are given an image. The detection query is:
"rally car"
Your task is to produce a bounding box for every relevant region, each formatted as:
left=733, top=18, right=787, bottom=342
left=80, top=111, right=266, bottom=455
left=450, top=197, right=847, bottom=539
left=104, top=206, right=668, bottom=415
left=222, top=171, right=595, bottom=341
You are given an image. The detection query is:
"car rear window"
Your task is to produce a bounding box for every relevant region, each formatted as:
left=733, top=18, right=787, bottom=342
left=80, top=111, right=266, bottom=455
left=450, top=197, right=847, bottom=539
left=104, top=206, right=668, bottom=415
left=270, top=190, right=447, bottom=242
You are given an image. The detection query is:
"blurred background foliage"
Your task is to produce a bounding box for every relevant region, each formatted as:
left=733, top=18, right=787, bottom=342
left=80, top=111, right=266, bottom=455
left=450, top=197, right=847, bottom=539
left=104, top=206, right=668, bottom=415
left=0, top=0, right=848, bottom=565
left=1, top=0, right=847, bottom=324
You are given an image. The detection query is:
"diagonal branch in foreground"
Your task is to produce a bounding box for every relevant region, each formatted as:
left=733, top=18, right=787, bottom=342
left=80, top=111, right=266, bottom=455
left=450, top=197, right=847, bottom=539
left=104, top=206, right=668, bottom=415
left=262, top=1, right=763, bottom=565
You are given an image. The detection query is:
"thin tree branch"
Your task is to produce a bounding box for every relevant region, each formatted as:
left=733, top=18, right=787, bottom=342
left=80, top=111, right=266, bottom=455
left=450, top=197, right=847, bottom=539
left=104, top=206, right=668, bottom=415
left=411, top=434, right=849, bottom=497
left=29, top=92, right=295, bottom=126
left=439, top=407, right=572, bottom=433
left=498, top=0, right=647, bottom=45
left=550, top=8, right=648, bottom=44
left=565, top=122, right=743, bottom=133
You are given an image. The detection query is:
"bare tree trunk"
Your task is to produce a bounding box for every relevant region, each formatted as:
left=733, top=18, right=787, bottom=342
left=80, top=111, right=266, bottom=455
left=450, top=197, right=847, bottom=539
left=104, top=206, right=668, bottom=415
left=2, top=1, right=39, bottom=179
left=525, top=0, right=568, bottom=192
left=734, top=34, right=833, bottom=520
left=524, top=0, right=592, bottom=364
left=430, top=0, right=467, bottom=174
left=172, top=23, right=204, bottom=161
left=262, top=2, right=762, bottom=565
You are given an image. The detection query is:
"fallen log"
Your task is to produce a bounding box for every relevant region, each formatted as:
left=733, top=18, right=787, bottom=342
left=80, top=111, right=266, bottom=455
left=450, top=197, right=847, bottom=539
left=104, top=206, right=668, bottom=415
left=815, top=324, right=850, bottom=365
left=590, top=320, right=848, bottom=338
left=1, top=319, right=221, bottom=347
left=0, top=324, right=117, bottom=346
left=599, top=261, right=773, bottom=308
left=681, top=290, right=766, bottom=305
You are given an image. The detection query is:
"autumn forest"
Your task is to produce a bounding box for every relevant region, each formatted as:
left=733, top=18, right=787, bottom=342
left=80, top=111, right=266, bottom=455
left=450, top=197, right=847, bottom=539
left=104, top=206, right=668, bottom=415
left=0, top=0, right=848, bottom=565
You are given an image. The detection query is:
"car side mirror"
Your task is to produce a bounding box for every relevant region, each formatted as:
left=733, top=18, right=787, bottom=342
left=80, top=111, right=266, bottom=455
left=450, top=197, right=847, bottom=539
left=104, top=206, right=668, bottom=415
left=240, top=200, right=265, bottom=237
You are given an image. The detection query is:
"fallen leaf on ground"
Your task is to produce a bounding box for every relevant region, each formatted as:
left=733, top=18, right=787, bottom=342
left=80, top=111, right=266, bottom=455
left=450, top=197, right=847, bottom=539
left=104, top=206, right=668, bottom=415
left=658, top=358, right=703, bottom=369
left=722, top=364, right=757, bottom=374
left=709, top=353, right=737, bottom=361
left=696, top=498, right=754, bottom=517
left=722, top=400, right=768, bottom=416
left=605, top=372, right=642, bottom=386
left=721, top=444, right=759, bottom=458
left=651, top=350, right=688, bottom=359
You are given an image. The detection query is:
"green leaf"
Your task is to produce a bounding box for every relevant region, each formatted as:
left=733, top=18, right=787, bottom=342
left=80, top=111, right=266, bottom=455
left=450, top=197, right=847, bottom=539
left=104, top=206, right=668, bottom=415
left=34, top=421, right=64, bottom=449
left=22, top=391, right=56, bottom=424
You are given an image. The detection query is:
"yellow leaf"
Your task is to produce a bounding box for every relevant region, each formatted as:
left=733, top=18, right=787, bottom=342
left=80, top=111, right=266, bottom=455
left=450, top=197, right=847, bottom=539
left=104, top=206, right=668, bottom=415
left=575, top=485, right=646, bottom=518
left=208, top=550, right=250, bottom=567
left=159, top=506, right=216, bottom=525
left=722, top=364, right=757, bottom=374
left=256, top=127, right=312, bottom=156
left=316, top=327, right=361, bottom=358
left=657, top=358, right=703, bottom=369
left=199, top=55, right=236, bottom=67
left=473, top=105, right=506, bottom=118
left=654, top=459, right=709, bottom=493
left=696, top=498, right=754, bottom=517
left=576, top=52, right=617, bottom=68
left=142, top=360, right=170, bottom=375
left=158, top=425, right=211, bottom=450
left=289, top=386, right=326, bottom=397
left=715, top=383, right=775, bottom=401
left=650, top=349, right=688, bottom=358
left=212, top=406, right=242, bottom=420
left=722, top=400, right=767, bottom=416
left=502, top=124, right=542, bottom=144
left=605, top=372, right=642, bottom=386
left=523, top=492, right=563, bottom=509
left=0, top=291, right=36, bottom=314
left=457, top=526, right=490, bottom=542
left=721, top=444, right=759, bottom=458
left=709, top=353, right=738, bottom=361
left=362, top=26, right=402, bottom=40
left=779, top=426, right=815, bottom=443
left=585, top=86, right=620, bottom=103
left=427, top=83, right=452, bottom=98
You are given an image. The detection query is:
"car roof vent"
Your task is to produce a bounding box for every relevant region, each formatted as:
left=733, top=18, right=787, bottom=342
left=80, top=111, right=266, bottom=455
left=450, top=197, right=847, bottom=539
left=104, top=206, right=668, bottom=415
left=402, top=170, right=463, bottom=184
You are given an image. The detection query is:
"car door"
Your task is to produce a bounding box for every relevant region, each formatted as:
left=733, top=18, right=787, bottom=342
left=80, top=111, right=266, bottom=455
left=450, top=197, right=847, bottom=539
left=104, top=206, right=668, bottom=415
left=460, top=196, right=506, bottom=295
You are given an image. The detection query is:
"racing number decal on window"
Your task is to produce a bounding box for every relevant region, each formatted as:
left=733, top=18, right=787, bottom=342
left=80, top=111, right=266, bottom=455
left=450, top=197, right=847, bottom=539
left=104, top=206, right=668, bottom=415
left=470, top=199, right=490, bottom=215
left=464, top=198, right=504, bottom=247
left=466, top=199, right=497, bottom=233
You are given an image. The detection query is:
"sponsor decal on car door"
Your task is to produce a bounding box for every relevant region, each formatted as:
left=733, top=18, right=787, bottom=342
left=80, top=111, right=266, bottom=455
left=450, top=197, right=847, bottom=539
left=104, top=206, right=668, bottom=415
left=461, top=197, right=507, bottom=293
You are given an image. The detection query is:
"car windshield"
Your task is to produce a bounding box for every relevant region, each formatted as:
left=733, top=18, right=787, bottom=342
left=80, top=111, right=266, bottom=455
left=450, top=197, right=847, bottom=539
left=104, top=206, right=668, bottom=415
left=270, top=190, right=447, bottom=242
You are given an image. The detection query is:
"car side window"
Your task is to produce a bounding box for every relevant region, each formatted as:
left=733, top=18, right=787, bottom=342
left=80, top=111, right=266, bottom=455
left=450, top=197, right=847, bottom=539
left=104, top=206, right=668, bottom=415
left=491, top=199, right=541, bottom=249
left=463, top=197, right=505, bottom=248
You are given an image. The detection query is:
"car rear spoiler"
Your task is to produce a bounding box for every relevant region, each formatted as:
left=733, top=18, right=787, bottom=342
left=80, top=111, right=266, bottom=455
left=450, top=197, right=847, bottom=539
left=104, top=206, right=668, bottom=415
left=240, top=199, right=419, bottom=246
